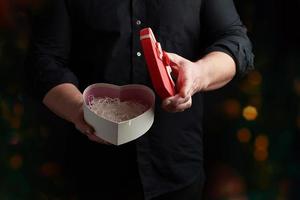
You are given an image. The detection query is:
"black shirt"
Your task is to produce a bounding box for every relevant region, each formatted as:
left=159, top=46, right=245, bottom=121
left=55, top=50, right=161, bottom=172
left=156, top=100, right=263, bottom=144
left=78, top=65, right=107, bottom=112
left=25, top=0, right=254, bottom=199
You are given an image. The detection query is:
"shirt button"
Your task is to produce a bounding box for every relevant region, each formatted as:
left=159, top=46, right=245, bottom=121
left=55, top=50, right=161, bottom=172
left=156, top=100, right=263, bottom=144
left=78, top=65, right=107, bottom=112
left=137, top=51, right=142, bottom=57
left=136, top=20, right=142, bottom=26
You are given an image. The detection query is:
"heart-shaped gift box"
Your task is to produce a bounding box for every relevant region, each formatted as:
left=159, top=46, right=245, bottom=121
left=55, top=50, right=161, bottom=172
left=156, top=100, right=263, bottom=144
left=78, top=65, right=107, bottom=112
left=83, top=83, right=155, bottom=145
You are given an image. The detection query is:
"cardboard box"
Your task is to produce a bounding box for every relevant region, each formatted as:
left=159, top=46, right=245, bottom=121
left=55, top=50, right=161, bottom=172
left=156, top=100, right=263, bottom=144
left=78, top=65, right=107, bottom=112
left=83, top=83, right=155, bottom=145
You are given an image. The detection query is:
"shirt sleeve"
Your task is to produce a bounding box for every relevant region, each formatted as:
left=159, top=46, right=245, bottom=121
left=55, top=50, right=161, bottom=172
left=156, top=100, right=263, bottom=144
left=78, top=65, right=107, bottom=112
left=25, top=0, right=78, bottom=101
left=201, top=0, right=254, bottom=77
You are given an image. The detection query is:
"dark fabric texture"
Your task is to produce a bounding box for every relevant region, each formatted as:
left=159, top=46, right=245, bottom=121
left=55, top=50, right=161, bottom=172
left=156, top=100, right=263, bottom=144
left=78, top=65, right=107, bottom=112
left=24, top=0, right=254, bottom=199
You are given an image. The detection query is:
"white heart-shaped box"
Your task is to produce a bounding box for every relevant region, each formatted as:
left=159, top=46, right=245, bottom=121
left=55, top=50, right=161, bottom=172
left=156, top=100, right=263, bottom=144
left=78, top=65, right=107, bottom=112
left=83, top=83, right=155, bottom=145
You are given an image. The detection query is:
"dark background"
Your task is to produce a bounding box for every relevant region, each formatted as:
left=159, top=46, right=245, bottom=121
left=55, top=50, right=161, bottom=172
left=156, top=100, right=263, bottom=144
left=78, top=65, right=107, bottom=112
left=0, top=0, right=299, bottom=199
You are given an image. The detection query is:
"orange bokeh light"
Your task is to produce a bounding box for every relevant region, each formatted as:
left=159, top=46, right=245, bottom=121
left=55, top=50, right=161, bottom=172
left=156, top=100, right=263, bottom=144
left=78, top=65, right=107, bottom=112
left=223, top=99, right=241, bottom=119
left=243, top=106, right=258, bottom=121
left=10, top=154, right=23, bottom=170
left=40, top=162, right=61, bottom=177
left=254, top=149, right=268, bottom=161
left=237, top=128, right=252, bottom=143
left=13, top=103, right=24, bottom=116
left=247, top=70, right=262, bottom=86
left=254, top=134, right=269, bottom=162
left=294, top=79, right=300, bottom=96
left=255, top=135, right=269, bottom=150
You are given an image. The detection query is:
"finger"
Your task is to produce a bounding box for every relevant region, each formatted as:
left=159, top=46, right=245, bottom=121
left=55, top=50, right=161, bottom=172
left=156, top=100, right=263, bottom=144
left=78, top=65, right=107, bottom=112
left=161, top=103, right=177, bottom=113
left=75, top=118, right=94, bottom=136
left=75, top=123, right=93, bottom=136
left=75, top=115, right=111, bottom=145
left=87, top=134, right=111, bottom=145
left=162, top=94, right=190, bottom=107
left=162, top=95, right=190, bottom=113
left=165, top=52, right=194, bottom=98
left=166, top=52, right=188, bottom=66
left=179, top=79, right=193, bottom=98
left=162, top=102, right=191, bottom=113
left=173, top=97, right=192, bottom=111
left=176, top=69, right=193, bottom=98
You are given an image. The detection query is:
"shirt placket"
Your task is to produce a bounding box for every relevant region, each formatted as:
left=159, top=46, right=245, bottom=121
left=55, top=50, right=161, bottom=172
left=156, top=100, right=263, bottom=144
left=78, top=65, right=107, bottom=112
left=131, top=0, right=148, bottom=84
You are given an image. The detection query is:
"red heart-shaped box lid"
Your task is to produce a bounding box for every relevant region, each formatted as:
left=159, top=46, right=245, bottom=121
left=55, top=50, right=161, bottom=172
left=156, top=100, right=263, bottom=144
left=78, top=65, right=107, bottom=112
left=140, top=28, right=176, bottom=99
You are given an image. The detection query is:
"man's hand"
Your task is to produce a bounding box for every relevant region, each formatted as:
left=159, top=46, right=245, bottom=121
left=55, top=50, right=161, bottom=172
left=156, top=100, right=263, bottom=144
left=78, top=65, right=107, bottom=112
left=162, top=51, right=236, bottom=112
left=43, top=83, right=110, bottom=144
left=70, top=98, right=111, bottom=144
left=162, top=53, right=204, bottom=113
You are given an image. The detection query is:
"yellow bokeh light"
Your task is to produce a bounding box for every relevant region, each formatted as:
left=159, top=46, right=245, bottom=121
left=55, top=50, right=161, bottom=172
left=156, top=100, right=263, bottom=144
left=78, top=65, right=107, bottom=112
left=237, top=128, right=252, bottom=143
left=243, top=106, right=258, bottom=121
left=10, top=154, right=23, bottom=170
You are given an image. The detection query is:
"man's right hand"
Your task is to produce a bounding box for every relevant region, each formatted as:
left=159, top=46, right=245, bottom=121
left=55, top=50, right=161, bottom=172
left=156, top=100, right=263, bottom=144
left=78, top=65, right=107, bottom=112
left=43, top=83, right=110, bottom=144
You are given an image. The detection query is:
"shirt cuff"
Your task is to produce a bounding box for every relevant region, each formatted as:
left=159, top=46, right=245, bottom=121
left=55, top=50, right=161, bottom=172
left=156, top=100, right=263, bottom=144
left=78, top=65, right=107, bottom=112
left=25, top=57, right=79, bottom=101
left=38, top=68, right=79, bottom=101
left=203, top=38, right=254, bottom=77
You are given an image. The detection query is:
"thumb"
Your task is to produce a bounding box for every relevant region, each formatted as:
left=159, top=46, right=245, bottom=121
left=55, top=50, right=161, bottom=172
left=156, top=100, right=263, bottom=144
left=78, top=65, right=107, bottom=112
left=177, top=73, right=192, bottom=98
left=75, top=116, right=94, bottom=136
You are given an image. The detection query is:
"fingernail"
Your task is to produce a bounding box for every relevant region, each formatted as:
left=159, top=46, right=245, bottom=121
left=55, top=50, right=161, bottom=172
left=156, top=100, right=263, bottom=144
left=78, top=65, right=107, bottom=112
left=86, top=129, right=91, bottom=134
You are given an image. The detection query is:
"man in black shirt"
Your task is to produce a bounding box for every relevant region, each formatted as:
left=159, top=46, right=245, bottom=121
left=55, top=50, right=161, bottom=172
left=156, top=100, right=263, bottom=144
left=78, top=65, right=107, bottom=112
left=25, top=0, right=254, bottom=199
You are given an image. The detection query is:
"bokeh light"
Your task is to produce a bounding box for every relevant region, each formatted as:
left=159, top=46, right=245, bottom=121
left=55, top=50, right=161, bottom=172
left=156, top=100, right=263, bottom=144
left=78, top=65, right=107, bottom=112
left=10, top=154, right=23, bottom=170
left=40, top=162, right=61, bottom=177
left=237, top=128, right=252, bottom=143
left=10, top=134, right=21, bottom=145
left=294, top=79, right=300, bottom=96
left=254, top=148, right=268, bottom=161
left=242, top=105, right=258, bottom=121
left=223, top=99, right=241, bottom=119
left=0, top=0, right=14, bottom=28
left=247, top=70, right=262, bottom=86
left=10, top=116, right=21, bottom=129
left=13, top=103, right=24, bottom=117
left=254, top=135, right=269, bottom=161
left=207, top=165, right=247, bottom=200
left=255, top=135, right=269, bottom=150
